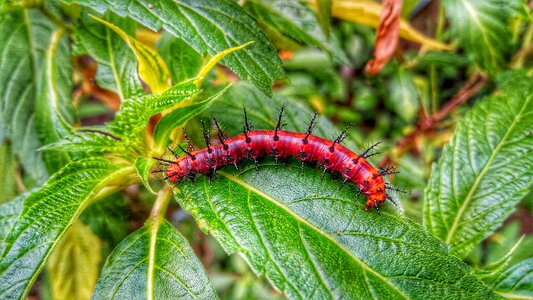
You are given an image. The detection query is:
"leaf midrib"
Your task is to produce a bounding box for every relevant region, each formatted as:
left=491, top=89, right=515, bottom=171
left=445, top=94, right=532, bottom=244
left=105, top=24, right=125, bottom=100
left=219, top=171, right=409, bottom=299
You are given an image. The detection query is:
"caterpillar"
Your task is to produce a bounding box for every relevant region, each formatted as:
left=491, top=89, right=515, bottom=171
left=155, top=108, right=402, bottom=211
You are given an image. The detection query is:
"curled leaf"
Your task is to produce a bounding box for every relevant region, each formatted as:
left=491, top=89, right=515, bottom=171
left=365, top=0, right=402, bottom=75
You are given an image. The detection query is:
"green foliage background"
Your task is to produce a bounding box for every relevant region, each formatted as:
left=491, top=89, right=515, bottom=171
left=0, top=0, right=532, bottom=299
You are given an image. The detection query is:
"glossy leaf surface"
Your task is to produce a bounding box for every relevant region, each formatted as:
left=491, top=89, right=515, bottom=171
left=490, top=258, right=533, bottom=299
left=175, top=162, right=496, bottom=299
left=0, top=159, right=132, bottom=300
left=424, top=77, right=533, bottom=258
left=93, top=220, right=217, bottom=299
left=0, top=10, right=53, bottom=181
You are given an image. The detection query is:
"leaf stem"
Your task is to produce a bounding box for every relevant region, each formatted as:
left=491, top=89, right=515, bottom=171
left=149, top=186, right=173, bottom=225
left=146, top=186, right=173, bottom=300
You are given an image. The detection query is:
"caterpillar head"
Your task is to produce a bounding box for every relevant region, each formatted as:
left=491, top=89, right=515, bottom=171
left=165, top=163, right=183, bottom=183
left=364, top=191, right=388, bottom=211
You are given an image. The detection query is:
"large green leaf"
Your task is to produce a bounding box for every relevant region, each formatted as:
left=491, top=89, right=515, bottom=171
left=0, top=10, right=52, bottom=181
left=65, top=0, right=285, bottom=95
left=424, top=77, right=533, bottom=258
left=47, top=221, right=103, bottom=300
left=93, top=220, right=217, bottom=299
left=243, top=0, right=348, bottom=64
left=35, top=27, right=74, bottom=173
left=0, top=9, right=75, bottom=178
left=175, top=162, right=496, bottom=299
left=73, top=11, right=144, bottom=99
left=0, top=158, right=135, bottom=300
left=490, top=258, right=533, bottom=299
left=442, top=0, right=515, bottom=75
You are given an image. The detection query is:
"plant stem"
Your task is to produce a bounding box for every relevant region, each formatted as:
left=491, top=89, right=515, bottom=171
left=149, top=185, right=173, bottom=227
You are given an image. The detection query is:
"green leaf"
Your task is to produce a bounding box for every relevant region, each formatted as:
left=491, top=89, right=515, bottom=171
left=136, top=157, right=157, bottom=194
left=483, top=220, right=533, bottom=269
left=90, top=14, right=171, bottom=93
left=243, top=0, right=348, bottom=64
left=388, top=67, right=419, bottom=122
left=47, top=221, right=103, bottom=300
left=111, top=79, right=201, bottom=140
left=43, top=130, right=124, bottom=154
left=157, top=33, right=202, bottom=84
left=153, top=85, right=230, bottom=149
left=442, top=0, right=514, bottom=75
left=93, top=220, right=217, bottom=299
left=0, top=158, right=135, bottom=300
left=424, top=76, right=533, bottom=258
left=490, top=258, right=533, bottom=299
left=0, top=10, right=53, bottom=181
left=153, top=98, right=214, bottom=149
left=65, top=0, right=285, bottom=95
left=0, top=193, right=25, bottom=254
left=175, top=162, right=496, bottom=299
left=35, top=27, right=75, bottom=173
left=73, top=11, right=144, bottom=99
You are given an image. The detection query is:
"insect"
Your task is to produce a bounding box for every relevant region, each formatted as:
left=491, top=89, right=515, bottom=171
left=154, top=108, right=403, bottom=211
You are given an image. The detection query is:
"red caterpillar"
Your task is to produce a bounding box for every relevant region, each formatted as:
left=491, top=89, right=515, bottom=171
left=156, top=108, right=400, bottom=211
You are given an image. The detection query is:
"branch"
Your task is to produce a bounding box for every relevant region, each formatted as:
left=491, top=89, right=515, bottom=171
left=395, top=72, right=489, bottom=155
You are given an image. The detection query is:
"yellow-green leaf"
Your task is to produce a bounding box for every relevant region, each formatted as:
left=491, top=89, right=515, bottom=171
left=90, top=15, right=171, bottom=93
left=48, top=221, right=102, bottom=300
left=194, top=42, right=254, bottom=86
left=310, top=0, right=452, bottom=51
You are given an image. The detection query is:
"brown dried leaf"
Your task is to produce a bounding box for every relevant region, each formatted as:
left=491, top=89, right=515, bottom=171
left=365, top=0, right=402, bottom=75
